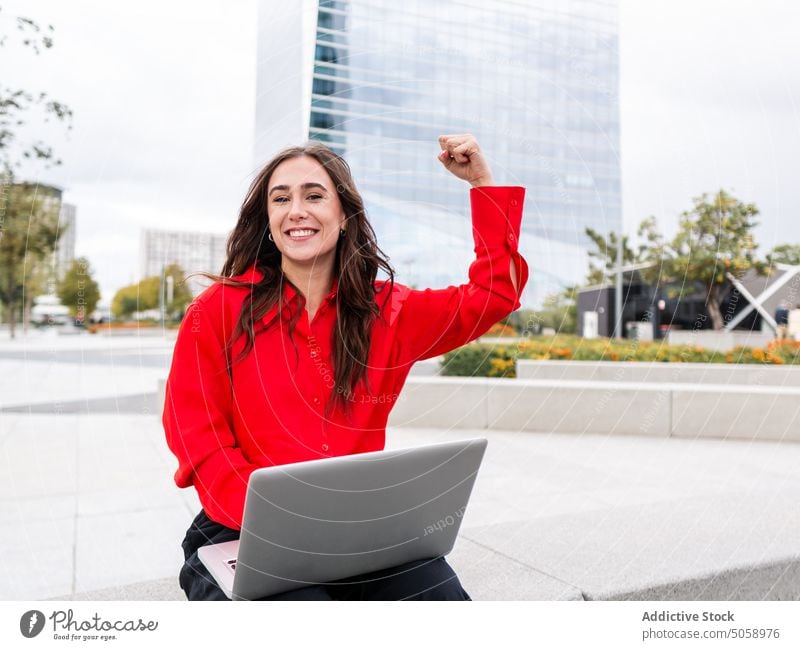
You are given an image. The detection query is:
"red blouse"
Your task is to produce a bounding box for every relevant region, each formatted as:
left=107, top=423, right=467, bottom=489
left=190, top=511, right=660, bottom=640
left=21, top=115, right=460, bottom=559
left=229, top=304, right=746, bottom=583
left=163, top=185, right=529, bottom=530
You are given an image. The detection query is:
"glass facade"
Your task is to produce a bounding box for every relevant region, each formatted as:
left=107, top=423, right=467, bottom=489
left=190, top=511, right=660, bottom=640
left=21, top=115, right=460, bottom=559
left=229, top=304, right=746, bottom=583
left=256, top=0, right=621, bottom=306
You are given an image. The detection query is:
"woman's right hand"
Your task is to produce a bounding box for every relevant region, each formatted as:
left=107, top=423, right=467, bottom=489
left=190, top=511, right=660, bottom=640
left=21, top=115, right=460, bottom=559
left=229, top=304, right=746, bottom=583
left=437, top=134, right=495, bottom=187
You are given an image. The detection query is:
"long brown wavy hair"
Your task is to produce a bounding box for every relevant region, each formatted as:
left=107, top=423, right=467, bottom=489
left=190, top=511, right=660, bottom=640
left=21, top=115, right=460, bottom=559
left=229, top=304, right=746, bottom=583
left=216, top=142, right=395, bottom=418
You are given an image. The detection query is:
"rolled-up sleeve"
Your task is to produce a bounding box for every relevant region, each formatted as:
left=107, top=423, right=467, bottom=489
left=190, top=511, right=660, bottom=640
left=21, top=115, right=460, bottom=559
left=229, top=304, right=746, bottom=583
left=162, top=300, right=259, bottom=530
left=394, top=186, right=529, bottom=364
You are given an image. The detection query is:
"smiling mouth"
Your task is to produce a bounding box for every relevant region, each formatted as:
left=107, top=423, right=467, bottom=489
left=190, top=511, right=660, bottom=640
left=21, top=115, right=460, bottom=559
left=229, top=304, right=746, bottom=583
left=284, top=228, right=320, bottom=240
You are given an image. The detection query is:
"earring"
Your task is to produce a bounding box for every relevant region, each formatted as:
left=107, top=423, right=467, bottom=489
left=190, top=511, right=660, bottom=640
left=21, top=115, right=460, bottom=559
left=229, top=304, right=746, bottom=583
left=268, top=232, right=274, bottom=242
left=339, top=229, right=346, bottom=237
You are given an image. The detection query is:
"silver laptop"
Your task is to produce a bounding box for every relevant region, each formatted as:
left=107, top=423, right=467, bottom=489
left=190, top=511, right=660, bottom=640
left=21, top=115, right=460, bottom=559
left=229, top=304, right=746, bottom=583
left=198, top=437, right=487, bottom=600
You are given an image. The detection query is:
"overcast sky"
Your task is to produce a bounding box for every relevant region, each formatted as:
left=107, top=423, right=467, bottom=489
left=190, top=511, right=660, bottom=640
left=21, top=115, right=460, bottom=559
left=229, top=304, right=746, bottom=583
left=3, top=0, right=799, bottom=300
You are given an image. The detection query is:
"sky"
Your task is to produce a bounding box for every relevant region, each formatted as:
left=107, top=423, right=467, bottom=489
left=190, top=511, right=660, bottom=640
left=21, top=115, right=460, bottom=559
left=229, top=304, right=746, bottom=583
left=3, top=0, right=799, bottom=301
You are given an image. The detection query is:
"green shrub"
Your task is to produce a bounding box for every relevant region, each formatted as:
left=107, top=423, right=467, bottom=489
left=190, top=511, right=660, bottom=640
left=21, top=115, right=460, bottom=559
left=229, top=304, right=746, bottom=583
left=441, top=345, right=518, bottom=378
left=439, top=335, right=800, bottom=377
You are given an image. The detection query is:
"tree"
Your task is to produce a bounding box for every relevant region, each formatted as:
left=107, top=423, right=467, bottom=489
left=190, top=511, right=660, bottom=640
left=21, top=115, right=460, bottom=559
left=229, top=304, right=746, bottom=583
left=1, top=5, right=73, bottom=175
left=111, top=279, right=158, bottom=320
left=583, top=193, right=766, bottom=331
left=534, top=286, right=577, bottom=334
left=585, top=217, right=668, bottom=287
left=163, top=263, right=193, bottom=319
left=0, top=181, right=62, bottom=337
left=21, top=252, right=50, bottom=334
left=585, top=228, right=636, bottom=286
left=57, top=257, right=100, bottom=323
left=661, top=190, right=765, bottom=330
left=766, top=243, right=800, bottom=267
left=111, top=284, right=140, bottom=320
left=1, top=9, right=73, bottom=337
left=110, top=264, right=192, bottom=321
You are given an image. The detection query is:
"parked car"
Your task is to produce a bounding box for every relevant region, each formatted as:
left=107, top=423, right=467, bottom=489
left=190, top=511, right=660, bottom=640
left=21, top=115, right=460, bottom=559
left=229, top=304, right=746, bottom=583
left=30, top=295, right=70, bottom=327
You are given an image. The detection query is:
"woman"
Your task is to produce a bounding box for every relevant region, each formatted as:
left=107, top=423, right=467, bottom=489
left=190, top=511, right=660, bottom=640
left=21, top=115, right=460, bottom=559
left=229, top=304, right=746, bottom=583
left=163, top=134, right=529, bottom=600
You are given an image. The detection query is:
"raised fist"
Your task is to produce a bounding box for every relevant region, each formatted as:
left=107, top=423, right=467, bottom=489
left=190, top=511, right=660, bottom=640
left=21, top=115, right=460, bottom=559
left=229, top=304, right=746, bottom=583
left=437, top=134, right=495, bottom=187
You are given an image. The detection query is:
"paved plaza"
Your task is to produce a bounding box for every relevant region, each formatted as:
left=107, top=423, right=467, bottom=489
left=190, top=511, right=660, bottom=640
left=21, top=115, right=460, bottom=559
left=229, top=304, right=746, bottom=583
left=1, top=330, right=799, bottom=600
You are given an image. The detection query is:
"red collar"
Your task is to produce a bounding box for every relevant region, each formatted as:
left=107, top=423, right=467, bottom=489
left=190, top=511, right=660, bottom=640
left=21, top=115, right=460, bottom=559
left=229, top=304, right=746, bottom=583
left=238, top=264, right=338, bottom=304
left=281, top=275, right=339, bottom=305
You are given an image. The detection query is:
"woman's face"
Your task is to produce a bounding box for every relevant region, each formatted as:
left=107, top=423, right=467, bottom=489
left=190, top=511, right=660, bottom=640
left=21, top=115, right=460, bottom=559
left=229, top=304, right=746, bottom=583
left=267, top=155, right=346, bottom=274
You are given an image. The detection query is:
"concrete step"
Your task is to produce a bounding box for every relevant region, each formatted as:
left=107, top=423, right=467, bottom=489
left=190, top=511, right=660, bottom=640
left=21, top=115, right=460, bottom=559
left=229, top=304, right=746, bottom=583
left=518, top=359, right=800, bottom=386
left=54, top=540, right=583, bottom=601
left=389, top=376, right=800, bottom=442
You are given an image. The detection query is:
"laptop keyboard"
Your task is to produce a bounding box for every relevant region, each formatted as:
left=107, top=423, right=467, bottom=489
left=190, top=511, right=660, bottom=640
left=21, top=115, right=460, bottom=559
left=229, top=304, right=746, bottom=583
left=226, top=559, right=237, bottom=572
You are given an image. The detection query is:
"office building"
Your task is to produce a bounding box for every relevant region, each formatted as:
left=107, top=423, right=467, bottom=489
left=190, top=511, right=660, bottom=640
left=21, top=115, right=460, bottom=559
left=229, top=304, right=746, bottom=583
left=140, top=229, right=227, bottom=295
left=54, top=203, right=76, bottom=281
left=255, top=0, right=621, bottom=306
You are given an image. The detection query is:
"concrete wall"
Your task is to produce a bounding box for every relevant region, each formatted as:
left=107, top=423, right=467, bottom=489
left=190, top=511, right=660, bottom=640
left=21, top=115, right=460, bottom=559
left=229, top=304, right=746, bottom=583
left=160, top=366, right=800, bottom=443
left=517, top=360, right=800, bottom=386
left=667, top=330, right=774, bottom=351
left=388, top=377, right=800, bottom=443
left=671, top=386, right=800, bottom=442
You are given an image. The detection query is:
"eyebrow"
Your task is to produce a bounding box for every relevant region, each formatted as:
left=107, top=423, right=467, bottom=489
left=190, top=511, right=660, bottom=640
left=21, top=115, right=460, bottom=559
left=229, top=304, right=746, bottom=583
left=268, top=182, right=328, bottom=196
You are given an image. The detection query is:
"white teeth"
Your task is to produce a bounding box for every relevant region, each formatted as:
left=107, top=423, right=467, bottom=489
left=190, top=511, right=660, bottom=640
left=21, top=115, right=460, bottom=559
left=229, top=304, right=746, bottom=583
left=287, top=229, right=317, bottom=237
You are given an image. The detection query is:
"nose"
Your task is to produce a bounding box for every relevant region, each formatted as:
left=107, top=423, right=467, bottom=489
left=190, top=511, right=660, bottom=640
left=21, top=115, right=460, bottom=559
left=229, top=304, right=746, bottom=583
left=287, top=196, right=307, bottom=221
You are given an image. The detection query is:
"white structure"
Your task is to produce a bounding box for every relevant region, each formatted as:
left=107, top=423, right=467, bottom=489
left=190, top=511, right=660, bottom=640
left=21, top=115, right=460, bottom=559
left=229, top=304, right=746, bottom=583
left=140, top=229, right=227, bottom=295
left=54, top=203, right=76, bottom=281
left=31, top=294, right=69, bottom=326
left=724, top=264, right=800, bottom=334
left=255, top=0, right=622, bottom=307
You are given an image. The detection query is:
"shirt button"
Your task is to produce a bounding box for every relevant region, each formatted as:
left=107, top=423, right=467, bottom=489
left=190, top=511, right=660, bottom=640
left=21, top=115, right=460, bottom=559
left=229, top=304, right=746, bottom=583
left=313, top=397, right=320, bottom=405
left=508, top=233, right=515, bottom=241
left=510, top=199, right=519, bottom=207
left=321, top=444, right=329, bottom=452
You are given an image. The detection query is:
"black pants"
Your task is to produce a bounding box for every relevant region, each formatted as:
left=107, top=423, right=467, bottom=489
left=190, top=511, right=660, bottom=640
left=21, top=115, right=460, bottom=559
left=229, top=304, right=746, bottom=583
left=179, top=510, right=472, bottom=601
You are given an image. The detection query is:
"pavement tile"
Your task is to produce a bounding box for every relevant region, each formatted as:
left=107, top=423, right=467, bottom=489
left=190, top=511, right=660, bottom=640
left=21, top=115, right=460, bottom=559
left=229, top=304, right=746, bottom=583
left=461, top=490, right=800, bottom=600
left=0, top=516, right=75, bottom=600
left=74, top=507, right=191, bottom=594
left=0, top=359, right=164, bottom=409
left=53, top=576, right=185, bottom=601
left=449, top=537, right=584, bottom=600
left=0, top=418, right=77, bottom=500
left=77, top=485, right=187, bottom=517
left=0, top=493, right=76, bottom=524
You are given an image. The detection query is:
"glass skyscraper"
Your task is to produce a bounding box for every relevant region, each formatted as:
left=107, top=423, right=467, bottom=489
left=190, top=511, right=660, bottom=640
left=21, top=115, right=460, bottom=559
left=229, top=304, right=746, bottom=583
left=255, top=0, right=621, bottom=306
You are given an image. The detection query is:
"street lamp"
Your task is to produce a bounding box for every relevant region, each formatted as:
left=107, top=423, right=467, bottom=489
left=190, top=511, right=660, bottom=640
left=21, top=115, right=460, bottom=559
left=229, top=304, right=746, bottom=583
left=615, top=234, right=623, bottom=339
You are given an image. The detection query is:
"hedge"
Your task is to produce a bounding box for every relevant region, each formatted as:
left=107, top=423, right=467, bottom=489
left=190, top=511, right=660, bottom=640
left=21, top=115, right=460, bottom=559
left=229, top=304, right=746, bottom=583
left=440, top=335, right=800, bottom=377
